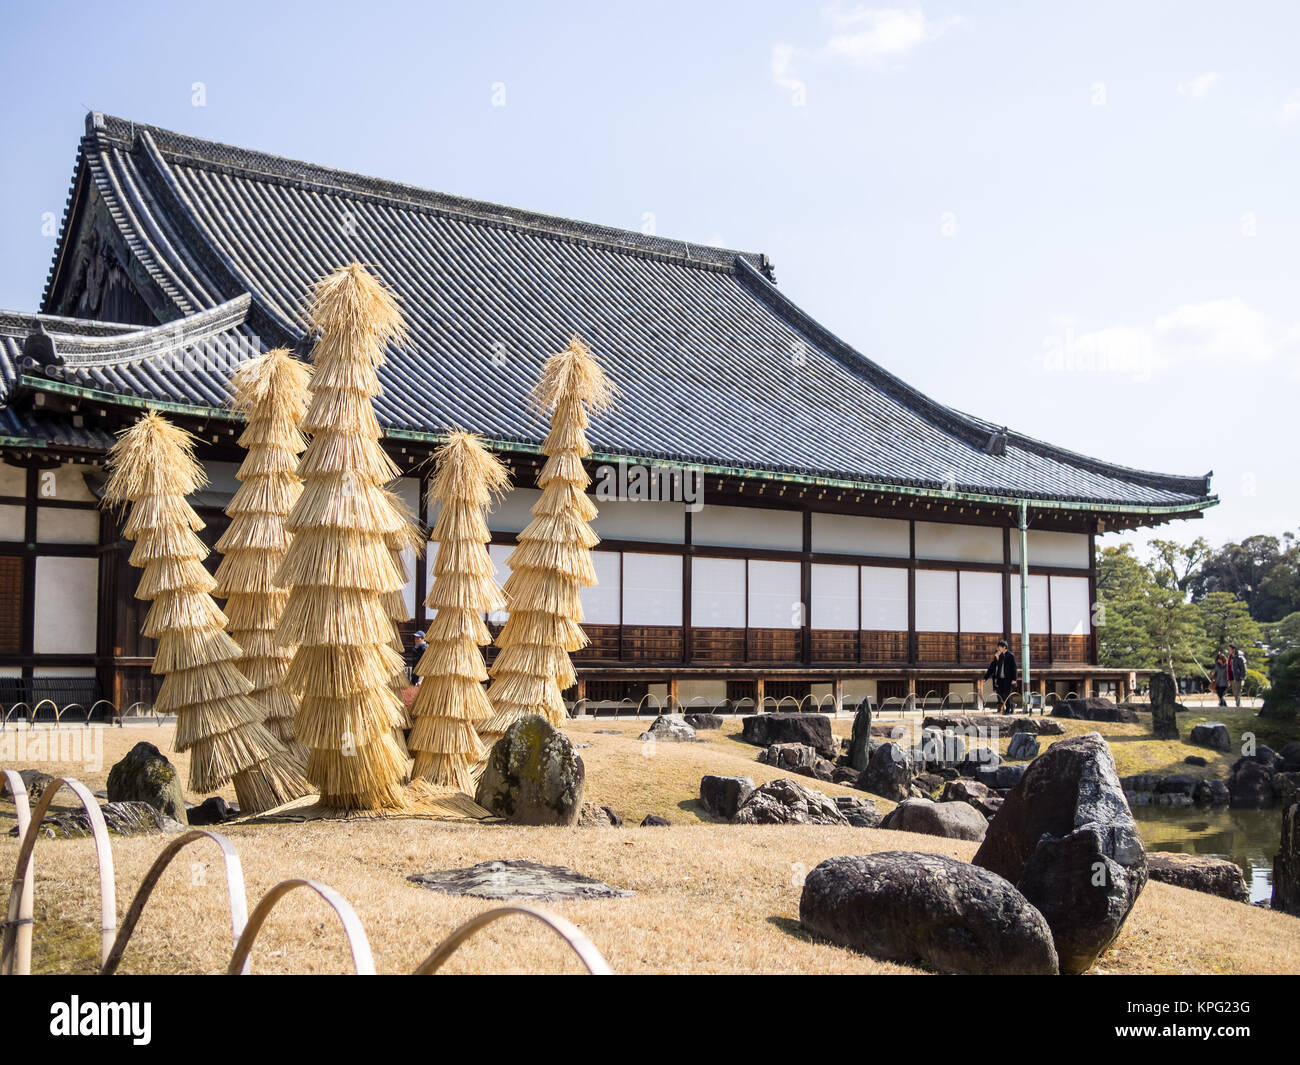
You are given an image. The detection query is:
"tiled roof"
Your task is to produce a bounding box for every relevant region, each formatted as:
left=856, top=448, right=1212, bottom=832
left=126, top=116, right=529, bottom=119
left=22, top=111, right=1213, bottom=512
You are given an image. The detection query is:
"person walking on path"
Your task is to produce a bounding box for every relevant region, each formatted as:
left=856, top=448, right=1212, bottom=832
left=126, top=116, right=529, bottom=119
left=984, top=639, right=1019, bottom=714
left=1212, top=652, right=1230, bottom=708
left=1228, top=644, right=1248, bottom=708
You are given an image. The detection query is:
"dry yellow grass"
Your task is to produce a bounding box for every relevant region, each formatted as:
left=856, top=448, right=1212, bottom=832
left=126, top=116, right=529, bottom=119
left=1, top=717, right=1298, bottom=975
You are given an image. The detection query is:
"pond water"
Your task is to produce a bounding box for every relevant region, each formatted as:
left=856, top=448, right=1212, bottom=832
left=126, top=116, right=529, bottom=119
left=1133, top=806, right=1282, bottom=904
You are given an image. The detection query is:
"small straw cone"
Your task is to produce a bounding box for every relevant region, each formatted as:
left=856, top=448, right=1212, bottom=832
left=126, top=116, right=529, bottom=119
left=275, top=263, right=412, bottom=811
left=214, top=348, right=313, bottom=813
left=409, top=432, right=508, bottom=792
left=480, top=336, right=616, bottom=748
left=102, top=411, right=286, bottom=795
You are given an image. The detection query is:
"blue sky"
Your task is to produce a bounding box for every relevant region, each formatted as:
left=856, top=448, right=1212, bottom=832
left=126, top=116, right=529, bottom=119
left=1, top=1, right=1296, bottom=555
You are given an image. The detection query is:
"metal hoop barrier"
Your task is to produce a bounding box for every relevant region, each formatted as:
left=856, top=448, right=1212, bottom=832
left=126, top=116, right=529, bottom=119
left=2, top=775, right=116, bottom=976
left=227, top=879, right=375, bottom=975
left=412, top=904, right=613, bottom=975
left=102, top=830, right=248, bottom=976
left=0, top=771, right=34, bottom=976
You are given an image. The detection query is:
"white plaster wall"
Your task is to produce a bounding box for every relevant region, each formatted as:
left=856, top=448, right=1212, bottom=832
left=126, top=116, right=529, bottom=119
left=691, top=556, right=746, bottom=627
left=1011, top=529, right=1091, bottom=568
left=0, top=505, right=23, bottom=541
left=915, top=568, right=958, bottom=632
left=959, top=570, right=1004, bottom=633
left=693, top=504, right=801, bottom=551
left=33, top=556, right=98, bottom=654
left=1050, top=575, right=1092, bottom=636
left=1010, top=574, right=1051, bottom=633
left=622, top=552, right=682, bottom=626
left=812, top=512, right=909, bottom=557
left=915, top=521, right=1003, bottom=563
left=811, top=563, right=858, bottom=630
left=36, top=508, right=100, bottom=545
left=592, top=499, right=685, bottom=544
left=580, top=550, right=621, bottom=624
left=861, top=566, right=908, bottom=629
left=486, top=487, right=542, bottom=534
left=747, top=559, right=801, bottom=629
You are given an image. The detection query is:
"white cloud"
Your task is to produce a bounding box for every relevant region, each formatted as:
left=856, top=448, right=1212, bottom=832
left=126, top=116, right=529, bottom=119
left=1278, top=89, right=1300, bottom=125
left=1051, top=299, right=1300, bottom=381
left=771, top=6, right=957, bottom=92
left=1177, top=72, right=1220, bottom=100
left=823, top=7, right=961, bottom=65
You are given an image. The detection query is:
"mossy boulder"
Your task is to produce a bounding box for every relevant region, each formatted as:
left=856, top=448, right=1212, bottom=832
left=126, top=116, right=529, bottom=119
left=475, top=715, right=584, bottom=826
left=106, top=742, right=188, bottom=825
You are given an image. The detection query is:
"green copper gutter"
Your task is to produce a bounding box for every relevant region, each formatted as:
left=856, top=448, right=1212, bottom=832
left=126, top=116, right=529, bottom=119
left=19, top=375, right=1218, bottom=518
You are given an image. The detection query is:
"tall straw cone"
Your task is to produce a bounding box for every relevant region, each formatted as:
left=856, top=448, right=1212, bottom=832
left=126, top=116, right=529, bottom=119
left=409, top=432, right=508, bottom=792
left=275, top=263, right=412, bottom=810
left=480, top=336, right=616, bottom=748
left=213, top=348, right=313, bottom=813
left=102, top=411, right=287, bottom=795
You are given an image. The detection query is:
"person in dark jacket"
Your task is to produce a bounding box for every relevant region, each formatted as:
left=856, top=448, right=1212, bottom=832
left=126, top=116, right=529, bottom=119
left=1228, top=644, right=1248, bottom=708
left=1212, top=652, right=1230, bottom=708
left=984, top=639, right=1018, bottom=713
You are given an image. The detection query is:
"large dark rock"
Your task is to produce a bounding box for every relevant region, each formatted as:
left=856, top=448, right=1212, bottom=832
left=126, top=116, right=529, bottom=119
left=0, top=769, right=55, bottom=802
left=683, top=713, right=723, bottom=731
left=740, top=713, right=837, bottom=758
left=475, top=715, right=585, bottom=826
left=1274, top=771, right=1300, bottom=809
left=1228, top=757, right=1275, bottom=808
left=106, top=742, right=187, bottom=825
left=1146, top=853, right=1248, bottom=903
left=799, top=852, right=1058, bottom=975
left=187, top=796, right=238, bottom=826
left=1280, top=742, right=1300, bottom=773
left=917, top=728, right=966, bottom=767
left=1147, top=673, right=1180, bottom=740
left=976, top=763, right=1026, bottom=791
left=732, top=778, right=848, bottom=826
left=1007, top=732, right=1040, bottom=760
left=847, top=705, right=874, bottom=772
left=1189, top=722, right=1231, bottom=752
left=880, top=797, right=988, bottom=841
left=972, top=732, right=1147, bottom=975
left=1193, top=778, right=1230, bottom=806
left=1272, top=803, right=1300, bottom=915
left=940, top=778, right=1003, bottom=819
left=757, top=742, right=818, bottom=771
left=858, top=741, right=913, bottom=802
left=699, top=775, right=755, bottom=819
left=1050, top=697, right=1139, bottom=724
left=833, top=794, right=881, bottom=828
left=640, top=814, right=670, bottom=826
left=637, top=714, right=696, bottom=743
left=13, top=800, right=185, bottom=839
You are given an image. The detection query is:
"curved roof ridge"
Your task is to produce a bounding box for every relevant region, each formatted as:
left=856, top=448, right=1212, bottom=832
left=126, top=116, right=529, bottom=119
left=90, top=112, right=769, bottom=276
left=735, top=258, right=1210, bottom=497
left=40, top=294, right=251, bottom=368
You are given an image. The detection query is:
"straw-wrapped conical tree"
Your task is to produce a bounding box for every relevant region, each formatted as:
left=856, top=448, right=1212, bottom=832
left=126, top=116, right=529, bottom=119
left=213, top=348, right=313, bottom=813
left=380, top=489, right=424, bottom=709
left=275, top=263, right=412, bottom=811
left=480, top=336, right=615, bottom=746
left=409, top=432, right=509, bottom=791
left=102, top=411, right=286, bottom=795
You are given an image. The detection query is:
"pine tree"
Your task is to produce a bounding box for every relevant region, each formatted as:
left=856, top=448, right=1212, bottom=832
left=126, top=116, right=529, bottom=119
left=102, top=412, right=284, bottom=795
left=213, top=348, right=313, bottom=813
left=409, top=432, right=508, bottom=791
left=480, top=337, right=615, bottom=745
left=275, top=263, right=413, bottom=810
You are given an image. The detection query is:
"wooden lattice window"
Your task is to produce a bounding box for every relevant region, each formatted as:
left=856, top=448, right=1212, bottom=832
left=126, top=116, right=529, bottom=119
left=0, top=555, right=22, bottom=654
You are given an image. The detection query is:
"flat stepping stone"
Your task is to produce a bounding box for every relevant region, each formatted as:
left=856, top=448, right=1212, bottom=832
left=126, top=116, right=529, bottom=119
left=407, top=859, right=634, bottom=901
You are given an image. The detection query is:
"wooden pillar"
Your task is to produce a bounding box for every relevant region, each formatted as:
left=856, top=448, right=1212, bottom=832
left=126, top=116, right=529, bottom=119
left=1083, top=676, right=1093, bottom=698
left=755, top=674, right=765, bottom=709
left=832, top=675, right=843, bottom=713
left=668, top=675, right=679, bottom=710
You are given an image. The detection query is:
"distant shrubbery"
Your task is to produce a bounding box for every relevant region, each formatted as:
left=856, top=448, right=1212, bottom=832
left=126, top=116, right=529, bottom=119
left=1260, top=649, right=1299, bottom=719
